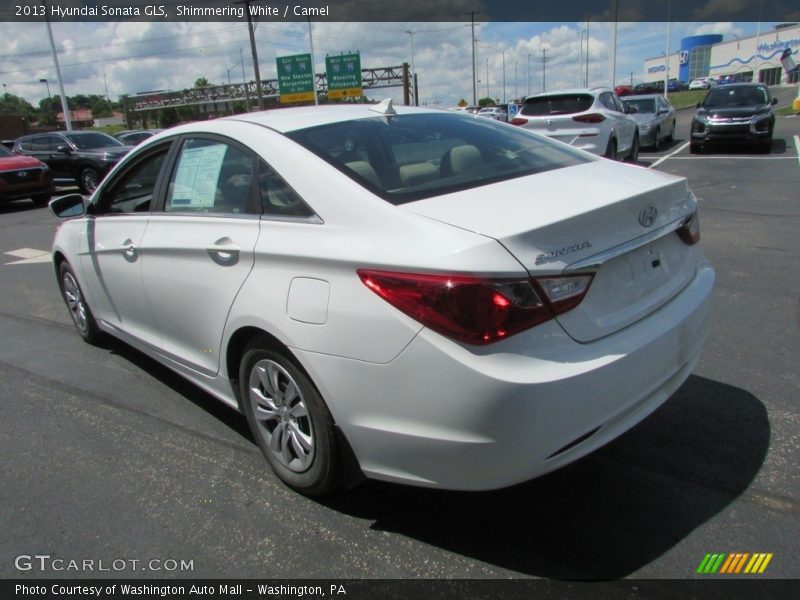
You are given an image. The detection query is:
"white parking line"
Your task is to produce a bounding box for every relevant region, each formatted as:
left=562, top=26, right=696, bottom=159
left=661, top=156, right=796, bottom=160
left=794, top=135, right=800, bottom=167
left=648, top=141, right=690, bottom=169
left=4, top=247, right=51, bottom=265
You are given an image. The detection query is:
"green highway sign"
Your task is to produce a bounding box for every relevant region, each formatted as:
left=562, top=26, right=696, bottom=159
left=325, top=52, right=362, bottom=99
left=276, top=53, right=315, bottom=104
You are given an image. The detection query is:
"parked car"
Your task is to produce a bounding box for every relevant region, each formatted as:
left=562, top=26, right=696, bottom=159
left=477, top=106, right=508, bottom=121
left=511, top=87, right=640, bottom=161
left=50, top=103, right=713, bottom=495
left=635, top=81, right=664, bottom=95
left=0, top=144, right=53, bottom=206
left=716, top=75, right=737, bottom=86
left=690, top=83, right=777, bottom=153
left=667, top=79, right=688, bottom=92
left=621, top=94, right=677, bottom=150
left=114, top=129, right=163, bottom=145
left=614, top=85, right=635, bottom=97
left=689, top=77, right=716, bottom=90
left=13, top=131, right=132, bottom=194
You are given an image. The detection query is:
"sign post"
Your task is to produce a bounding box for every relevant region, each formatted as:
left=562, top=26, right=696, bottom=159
left=325, top=52, right=363, bottom=100
left=277, top=54, right=315, bottom=104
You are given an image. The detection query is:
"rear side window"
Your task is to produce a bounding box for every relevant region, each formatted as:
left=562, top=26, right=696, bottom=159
left=287, top=113, right=589, bottom=205
left=520, top=94, right=594, bottom=116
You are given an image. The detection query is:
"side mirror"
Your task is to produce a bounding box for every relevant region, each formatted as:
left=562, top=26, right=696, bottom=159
left=49, top=193, right=86, bottom=219
left=56, top=144, right=71, bottom=154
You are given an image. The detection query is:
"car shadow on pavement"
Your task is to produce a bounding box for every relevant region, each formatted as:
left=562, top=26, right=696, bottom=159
left=0, top=199, right=43, bottom=214
left=695, top=139, right=787, bottom=155
left=320, top=374, right=770, bottom=579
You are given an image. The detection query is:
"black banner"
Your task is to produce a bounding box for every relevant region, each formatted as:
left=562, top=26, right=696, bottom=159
left=4, top=579, right=800, bottom=600
left=0, top=0, right=797, bottom=23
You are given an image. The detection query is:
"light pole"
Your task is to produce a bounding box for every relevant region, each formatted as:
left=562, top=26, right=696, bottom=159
left=502, top=50, right=506, bottom=104
left=39, top=78, right=51, bottom=99
left=664, top=0, right=671, bottom=99
left=585, top=16, right=590, bottom=87
left=579, top=30, right=586, bottom=87
left=527, top=53, right=531, bottom=96
left=405, top=30, right=416, bottom=78
left=485, top=58, right=489, bottom=100
left=240, top=48, right=251, bottom=112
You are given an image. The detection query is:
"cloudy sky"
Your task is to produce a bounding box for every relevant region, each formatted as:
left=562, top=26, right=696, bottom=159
left=0, top=19, right=778, bottom=108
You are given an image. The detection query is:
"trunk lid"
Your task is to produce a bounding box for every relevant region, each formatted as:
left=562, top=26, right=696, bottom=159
left=403, top=160, right=698, bottom=342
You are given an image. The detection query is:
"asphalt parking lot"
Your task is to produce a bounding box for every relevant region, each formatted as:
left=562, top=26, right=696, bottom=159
left=1, top=88, right=798, bottom=583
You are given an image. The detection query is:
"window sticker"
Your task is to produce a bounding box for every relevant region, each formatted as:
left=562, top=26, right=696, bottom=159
left=169, top=143, right=227, bottom=208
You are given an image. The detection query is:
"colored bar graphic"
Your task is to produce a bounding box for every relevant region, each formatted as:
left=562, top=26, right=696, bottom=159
left=698, top=552, right=773, bottom=574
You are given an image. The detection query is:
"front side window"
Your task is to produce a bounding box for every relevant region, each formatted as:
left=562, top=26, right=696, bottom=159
left=65, top=132, right=123, bottom=150
left=98, top=147, right=169, bottom=214
left=287, top=113, right=589, bottom=205
left=166, top=138, right=256, bottom=214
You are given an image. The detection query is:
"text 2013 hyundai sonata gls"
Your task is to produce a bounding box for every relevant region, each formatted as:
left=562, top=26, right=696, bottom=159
left=50, top=101, right=714, bottom=495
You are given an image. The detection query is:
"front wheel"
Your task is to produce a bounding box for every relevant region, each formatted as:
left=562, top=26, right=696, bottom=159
left=59, top=261, right=101, bottom=344
left=79, top=167, right=99, bottom=195
left=239, top=344, right=340, bottom=495
left=626, top=134, right=640, bottom=162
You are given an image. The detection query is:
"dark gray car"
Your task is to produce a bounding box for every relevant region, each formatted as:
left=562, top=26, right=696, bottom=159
left=621, top=94, right=676, bottom=150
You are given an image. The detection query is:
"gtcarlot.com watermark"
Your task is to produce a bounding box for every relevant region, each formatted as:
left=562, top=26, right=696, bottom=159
left=14, top=554, right=195, bottom=573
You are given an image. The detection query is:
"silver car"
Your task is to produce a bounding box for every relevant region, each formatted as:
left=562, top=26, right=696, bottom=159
left=622, top=94, right=676, bottom=150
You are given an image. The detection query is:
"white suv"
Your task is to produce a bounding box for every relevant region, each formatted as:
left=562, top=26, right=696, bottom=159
left=510, top=87, right=639, bottom=161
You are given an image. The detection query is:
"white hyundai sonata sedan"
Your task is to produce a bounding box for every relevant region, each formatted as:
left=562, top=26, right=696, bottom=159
left=50, top=101, right=714, bottom=495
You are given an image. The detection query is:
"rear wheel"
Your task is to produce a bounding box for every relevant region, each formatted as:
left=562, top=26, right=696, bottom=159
left=239, top=343, right=340, bottom=496
left=58, top=261, right=101, bottom=344
left=757, top=135, right=772, bottom=154
left=665, top=121, right=675, bottom=143
left=604, top=137, right=618, bottom=160
left=653, top=127, right=661, bottom=151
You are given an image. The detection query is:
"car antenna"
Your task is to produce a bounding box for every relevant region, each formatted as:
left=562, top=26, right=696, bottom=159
left=369, top=98, right=397, bottom=118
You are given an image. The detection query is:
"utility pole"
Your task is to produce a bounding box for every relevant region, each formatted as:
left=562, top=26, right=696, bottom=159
left=540, top=48, right=550, bottom=93
left=527, top=53, right=531, bottom=96
left=502, top=50, right=506, bottom=103
left=237, top=0, right=264, bottom=110
left=665, top=0, right=672, bottom=98
left=42, top=1, right=71, bottom=131
left=103, top=73, right=109, bottom=102
left=471, top=12, right=477, bottom=106
left=610, top=0, right=618, bottom=87
left=585, top=16, right=590, bottom=87
left=240, top=47, right=251, bottom=111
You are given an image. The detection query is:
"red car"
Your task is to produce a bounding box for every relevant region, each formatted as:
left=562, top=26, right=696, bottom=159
left=0, top=144, right=53, bottom=206
left=614, top=85, right=635, bottom=97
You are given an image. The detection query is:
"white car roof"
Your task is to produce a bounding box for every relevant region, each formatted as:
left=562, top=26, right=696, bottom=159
left=169, top=104, right=445, bottom=135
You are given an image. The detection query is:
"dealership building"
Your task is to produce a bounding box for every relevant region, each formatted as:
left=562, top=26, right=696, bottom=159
left=643, top=23, right=800, bottom=86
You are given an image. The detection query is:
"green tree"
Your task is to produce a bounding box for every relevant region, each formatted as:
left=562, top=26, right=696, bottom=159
left=194, top=77, right=211, bottom=88
left=0, top=93, right=36, bottom=119
left=478, top=97, right=496, bottom=107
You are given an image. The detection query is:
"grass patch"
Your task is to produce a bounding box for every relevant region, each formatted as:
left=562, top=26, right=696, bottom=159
left=666, top=90, right=707, bottom=110
left=775, top=105, right=799, bottom=117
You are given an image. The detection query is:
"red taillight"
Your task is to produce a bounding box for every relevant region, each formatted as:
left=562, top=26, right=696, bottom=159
left=510, top=117, right=528, bottom=126
left=572, top=114, right=606, bottom=123
left=358, top=270, right=594, bottom=345
left=677, top=211, right=700, bottom=245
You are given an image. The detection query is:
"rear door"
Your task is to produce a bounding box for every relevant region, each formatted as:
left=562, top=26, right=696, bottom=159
left=140, top=135, right=262, bottom=376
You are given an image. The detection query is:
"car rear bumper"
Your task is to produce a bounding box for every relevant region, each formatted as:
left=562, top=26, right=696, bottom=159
left=294, top=260, right=715, bottom=490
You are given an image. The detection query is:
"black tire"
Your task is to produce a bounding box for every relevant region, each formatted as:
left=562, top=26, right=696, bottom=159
left=58, top=261, right=101, bottom=344
left=31, top=193, right=51, bottom=207
left=757, top=136, right=772, bottom=154
left=239, top=343, right=339, bottom=495
left=78, top=167, right=99, bottom=195
left=665, top=120, right=675, bottom=143
left=605, top=137, right=618, bottom=160
left=626, top=133, right=640, bottom=162
left=653, top=127, right=661, bottom=151
left=690, top=141, right=702, bottom=154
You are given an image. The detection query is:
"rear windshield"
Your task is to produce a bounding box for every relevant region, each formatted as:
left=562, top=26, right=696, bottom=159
left=622, top=98, right=656, bottom=113
left=702, top=86, right=768, bottom=107
left=65, top=132, right=124, bottom=150
left=520, top=94, right=594, bottom=117
left=286, top=113, right=590, bottom=205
